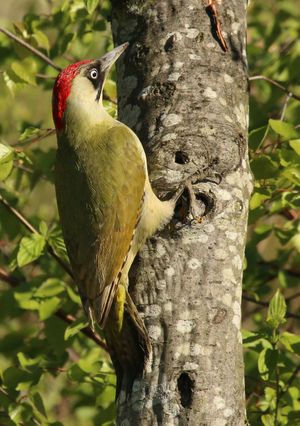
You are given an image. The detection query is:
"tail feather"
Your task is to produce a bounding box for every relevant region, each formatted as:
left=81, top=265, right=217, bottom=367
left=104, top=289, right=151, bottom=398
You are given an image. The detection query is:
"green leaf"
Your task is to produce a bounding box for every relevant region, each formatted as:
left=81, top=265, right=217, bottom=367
left=280, top=332, right=300, bottom=354
left=78, top=348, right=103, bottom=373
left=261, top=414, right=274, bottom=426
left=31, top=392, right=47, bottom=419
left=68, top=364, right=86, bottom=381
left=0, top=143, right=14, bottom=181
left=59, top=32, right=75, bottom=54
left=39, top=221, right=48, bottom=236
left=250, top=192, right=270, bottom=210
left=242, top=330, right=271, bottom=348
left=282, top=166, right=300, bottom=185
left=290, top=234, right=300, bottom=253
left=17, top=234, right=46, bottom=267
left=64, top=318, right=88, bottom=340
left=15, top=297, right=40, bottom=310
left=3, top=70, right=23, bottom=95
left=93, top=19, right=106, bottom=32
left=267, top=289, right=286, bottom=329
left=38, top=297, right=61, bottom=320
left=17, top=352, right=43, bottom=368
left=250, top=156, right=278, bottom=179
left=34, top=278, right=65, bottom=298
left=13, top=22, right=27, bottom=37
left=84, top=0, right=99, bottom=14
left=269, top=119, right=298, bottom=139
left=11, top=59, right=37, bottom=86
left=48, top=226, right=68, bottom=260
left=66, top=286, right=81, bottom=304
left=3, top=366, right=41, bottom=391
left=254, top=223, right=273, bottom=235
left=8, top=402, right=33, bottom=425
left=31, top=30, right=50, bottom=52
left=19, top=127, right=43, bottom=142
left=289, top=139, right=300, bottom=155
left=258, top=348, right=278, bottom=381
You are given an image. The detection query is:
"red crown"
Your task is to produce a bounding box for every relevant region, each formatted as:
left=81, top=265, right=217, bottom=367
left=52, top=60, right=91, bottom=130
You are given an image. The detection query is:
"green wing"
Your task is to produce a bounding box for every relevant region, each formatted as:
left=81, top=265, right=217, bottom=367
left=55, top=124, right=146, bottom=327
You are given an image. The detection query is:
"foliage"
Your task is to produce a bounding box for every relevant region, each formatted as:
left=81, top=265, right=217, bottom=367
left=0, top=1, right=116, bottom=425
left=0, top=0, right=299, bottom=425
left=245, top=0, right=300, bottom=424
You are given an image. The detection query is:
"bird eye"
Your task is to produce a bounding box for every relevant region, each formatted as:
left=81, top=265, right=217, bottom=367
left=90, top=68, right=98, bottom=79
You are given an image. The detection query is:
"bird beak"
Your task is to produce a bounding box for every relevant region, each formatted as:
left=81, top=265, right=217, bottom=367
left=100, top=42, right=129, bottom=74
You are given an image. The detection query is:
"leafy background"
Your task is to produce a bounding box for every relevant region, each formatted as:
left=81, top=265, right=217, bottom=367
left=0, top=0, right=300, bottom=425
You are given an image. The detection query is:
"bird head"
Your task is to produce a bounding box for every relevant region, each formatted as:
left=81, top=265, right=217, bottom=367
left=52, top=42, right=128, bottom=132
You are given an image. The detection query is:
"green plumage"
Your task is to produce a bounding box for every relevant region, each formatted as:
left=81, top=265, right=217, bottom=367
left=55, top=123, right=146, bottom=327
left=53, top=46, right=175, bottom=395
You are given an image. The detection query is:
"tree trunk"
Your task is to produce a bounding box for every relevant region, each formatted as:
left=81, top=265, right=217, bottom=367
left=111, top=0, right=251, bottom=424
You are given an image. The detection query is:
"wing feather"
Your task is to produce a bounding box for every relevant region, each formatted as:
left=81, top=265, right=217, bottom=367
left=55, top=124, right=146, bottom=327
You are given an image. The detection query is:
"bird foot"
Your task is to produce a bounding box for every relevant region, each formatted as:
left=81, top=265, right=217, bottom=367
left=172, top=171, right=221, bottom=223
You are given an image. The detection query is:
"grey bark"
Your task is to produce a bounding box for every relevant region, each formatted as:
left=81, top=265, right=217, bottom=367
left=111, top=1, right=251, bottom=425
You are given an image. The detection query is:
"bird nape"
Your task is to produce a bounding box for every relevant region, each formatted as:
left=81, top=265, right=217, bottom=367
left=52, top=43, right=176, bottom=396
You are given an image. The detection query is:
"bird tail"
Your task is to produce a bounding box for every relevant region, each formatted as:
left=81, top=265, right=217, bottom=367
left=104, top=285, right=151, bottom=398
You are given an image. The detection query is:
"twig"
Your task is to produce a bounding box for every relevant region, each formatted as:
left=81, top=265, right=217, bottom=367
left=0, top=194, right=37, bottom=235
left=0, top=268, right=18, bottom=287
left=242, top=294, right=300, bottom=320
left=56, top=309, right=107, bottom=349
left=36, top=73, right=56, bottom=80
left=274, top=363, right=280, bottom=426
left=0, top=27, right=61, bottom=72
left=280, top=93, right=292, bottom=121
left=0, top=195, right=73, bottom=278
left=249, top=75, right=300, bottom=102
left=13, top=128, right=55, bottom=148
left=286, top=291, right=300, bottom=302
left=0, top=267, right=108, bottom=351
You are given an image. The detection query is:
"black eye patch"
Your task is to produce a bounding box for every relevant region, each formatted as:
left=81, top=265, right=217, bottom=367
left=85, top=63, right=103, bottom=90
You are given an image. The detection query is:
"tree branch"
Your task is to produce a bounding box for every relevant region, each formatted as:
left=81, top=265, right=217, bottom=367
left=0, top=266, right=108, bottom=351
left=286, top=291, right=300, bottom=302
left=249, top=75, right=300, bottom=102
left=0, top=27, right=61, bottom=72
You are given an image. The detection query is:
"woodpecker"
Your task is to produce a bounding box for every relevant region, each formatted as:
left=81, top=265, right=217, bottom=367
left=52, top=43, right=177, bottom=393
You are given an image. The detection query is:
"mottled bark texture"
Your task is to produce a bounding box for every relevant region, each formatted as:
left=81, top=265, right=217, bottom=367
left=111, top=1, right=251, bottom=424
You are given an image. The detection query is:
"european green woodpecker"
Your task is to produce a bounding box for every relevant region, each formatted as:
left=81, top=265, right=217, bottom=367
left=52, top=43, right=176, bottom=392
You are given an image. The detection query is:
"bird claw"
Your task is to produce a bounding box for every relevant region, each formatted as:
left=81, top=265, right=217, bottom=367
left=172, top=171, right=219, bottom=223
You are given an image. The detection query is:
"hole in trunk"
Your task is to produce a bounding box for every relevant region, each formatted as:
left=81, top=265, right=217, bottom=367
left=195, top=192, right=215, bottom=216
left=164, top=34, right=176, bottom=51
left=177, top=372, right=194, bottom=408
left=175, top=151, right=189, bottom=164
